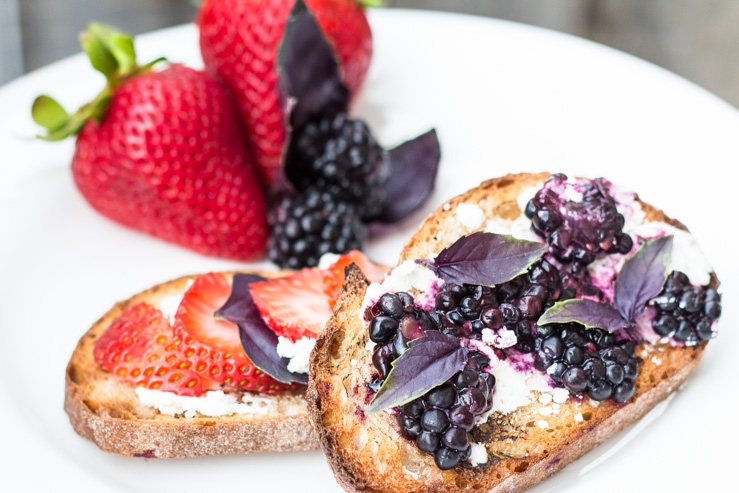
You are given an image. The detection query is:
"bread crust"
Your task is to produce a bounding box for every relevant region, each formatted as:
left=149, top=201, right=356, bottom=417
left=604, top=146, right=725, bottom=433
left=65, top=272, right=319, bottom=459
left=308, top=172, right=716, bottom=492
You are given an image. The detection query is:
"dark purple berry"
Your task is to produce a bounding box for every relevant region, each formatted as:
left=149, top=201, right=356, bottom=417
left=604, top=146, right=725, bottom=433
left=435, top=447, right=462, bottom=470
left=612, top=381, right=635, bottom=403
left=442, top=427, right=469, bottom=451
left=421, top=409, right=449, bottom=433
left=427, top=384, right=456, bottom=409
left=562, top=367, right=588, bottom=393
left=372, top=344, right=395, bottom=377
left=379, top=293, right=404, bottom=318
left=416, top=431, right=440, bottom=453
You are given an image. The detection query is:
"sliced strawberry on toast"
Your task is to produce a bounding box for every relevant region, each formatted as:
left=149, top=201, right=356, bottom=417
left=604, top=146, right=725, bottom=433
left=322, top=250, right=386, bottom=306
left=174, top=272, right=296, bottom=392
left=94, top=302, right=204, bottom=396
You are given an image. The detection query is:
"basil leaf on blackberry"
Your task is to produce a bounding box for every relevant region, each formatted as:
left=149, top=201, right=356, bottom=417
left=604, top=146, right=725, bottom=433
left=615, top=236, right=673, bottom=323
left=373, top=129, right=441, bottom=224
left=276, top=0, right=349, bottom=133
left=367, top=331, right=468, bottom=414
left=425, top=232, right=548, bottom=286
left=538, top=299, right=629, bottom=332
left=216, top=274, right=307, bottom=385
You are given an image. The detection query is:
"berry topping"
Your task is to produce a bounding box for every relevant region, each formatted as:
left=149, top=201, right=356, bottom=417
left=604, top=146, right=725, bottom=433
left=525, top=174, right=633, bottom=270
left=174, top=273, right=293, bottom=393
left=267, top=187, right=365, bottom=269
left=650, top=271, right=721, bottom=342
left=533, top=323, right=641, bottom=402
left=365, top=292, right=495, bottom=470
left=94, top=303, right=205, bottom=396
left=287, top=113, right=389, bottom=220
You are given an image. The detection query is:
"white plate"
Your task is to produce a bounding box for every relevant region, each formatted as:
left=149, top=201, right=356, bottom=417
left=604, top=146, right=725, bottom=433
left=1, top=9, right=737, bottom=493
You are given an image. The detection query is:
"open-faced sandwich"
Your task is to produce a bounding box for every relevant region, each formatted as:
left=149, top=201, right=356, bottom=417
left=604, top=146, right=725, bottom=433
left=308, top=172, right=722, bottom=492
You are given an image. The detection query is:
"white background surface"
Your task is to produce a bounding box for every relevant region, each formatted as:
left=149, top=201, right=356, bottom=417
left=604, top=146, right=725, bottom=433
left=1, top=9, right=737, bottom=492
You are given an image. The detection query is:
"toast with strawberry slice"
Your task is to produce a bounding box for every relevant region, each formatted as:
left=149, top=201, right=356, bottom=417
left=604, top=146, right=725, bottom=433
left=66, top=252, right=386, bottom=458
left=308, top=173, right=722, bottom=492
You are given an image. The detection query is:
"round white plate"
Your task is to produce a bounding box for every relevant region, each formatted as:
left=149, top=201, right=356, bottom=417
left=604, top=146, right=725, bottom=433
left=1, top=8, right=737, bottom=493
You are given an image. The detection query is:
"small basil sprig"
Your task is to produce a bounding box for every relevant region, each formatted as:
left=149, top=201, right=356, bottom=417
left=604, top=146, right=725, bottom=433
left=418, top=232, right=548, bottom=286
left=367, top=331, right=468, bottom=414
left=538, top=236, right=674, bottom=332
left=215, top=274, right=308, bottom=385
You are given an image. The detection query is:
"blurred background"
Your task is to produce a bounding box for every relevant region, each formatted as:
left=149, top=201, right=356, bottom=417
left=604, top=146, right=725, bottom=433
left=1, top=0, right=738, bottom=107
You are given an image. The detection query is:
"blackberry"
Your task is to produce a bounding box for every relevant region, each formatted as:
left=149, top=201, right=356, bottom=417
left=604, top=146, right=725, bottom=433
left=366, top=292, right=496, bottom=470
left=395, top=352, right=495, bottom=470
left=533, top=323, right=642, bottom=403
left=287, top=113, right=388, bottom=219
left=267, top=187, right=365, bottom=269
left=650, top=271, right=721, bottom=343
left=430, top=259, right=562, bottom=348
left=525, top=174, right=633, bottom=269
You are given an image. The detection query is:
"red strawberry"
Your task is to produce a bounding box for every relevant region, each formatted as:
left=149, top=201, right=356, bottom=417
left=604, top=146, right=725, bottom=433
left=250, top=267, right=332, bottom=340
left=322, top=250, right=387, bottom=306
left=250, top=251, right=387, bottom=339
left=94, top=303, right=206, bottom=396
left=174, top=272, right=296, bottom=392
left=198, top=0, right=373, bottom=187
left=33, top=23, right=268, bottom=260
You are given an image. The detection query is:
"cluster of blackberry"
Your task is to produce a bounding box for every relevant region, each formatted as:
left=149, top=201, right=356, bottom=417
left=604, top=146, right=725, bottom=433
left=651, top=271, right=721, bottom=342
left=268, top=113, right=388, bottom=268
left=429, top=259, right=562, bottom=352
left=524, top=174, right=633, bottom=271
left=365, top=292, right=495, bottom=470
left=533, top=323, right=640, bottom=403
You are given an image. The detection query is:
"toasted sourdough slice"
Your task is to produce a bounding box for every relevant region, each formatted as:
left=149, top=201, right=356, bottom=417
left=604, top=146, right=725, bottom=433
left=65, top=271, right=318, bottom=459
left=308, top=172, right=716, bottom=492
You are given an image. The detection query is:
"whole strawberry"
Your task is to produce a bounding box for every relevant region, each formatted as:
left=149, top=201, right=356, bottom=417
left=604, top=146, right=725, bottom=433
left=32, top=23, right=269, bottom=260
left=197, top=0, right=373, bottom=188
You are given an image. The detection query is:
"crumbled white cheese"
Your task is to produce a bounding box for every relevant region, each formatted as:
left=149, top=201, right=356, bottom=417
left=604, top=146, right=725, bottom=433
left=539, top=406, right=553, bottom=416
left=468, top=442, right=489, bottom=466
left=516, top=184, right=541, bottom=213
left=365, top=340, right=377, bottom=353
left=563, top=185, right=584, bottom=203
left=442, top=202, right=451, bottom=211
left=538, top=393, right=553, bottom=405
left=276, top=336, right=316, bottom=374
left=350, top=358, right=358, bottom=367
left=651, top=356, right=662, bottom=366
left=362, top=260, right=440, bottom=312
left=455, top=203, right=486, bottom=230
left=481, top=328, right=517, bottom=349
left=587, top=398, right=601, bottom=408
left=157, top=279, right=194, bottom=324
left=317, top=252, right=342, bottom=269
left=484, top=216, right=540, bottom=242
left=551, top=388, right=569, bottom=404
left=536, top=420, right=549, bottom=429
left=574, top=412, right=584, bottom=422
left=135, top=388, right=305, bottom=418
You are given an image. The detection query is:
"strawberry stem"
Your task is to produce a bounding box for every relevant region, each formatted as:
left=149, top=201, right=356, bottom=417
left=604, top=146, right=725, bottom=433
left=356, top=0, right=386, bottom=7
left=32, top=22, right=167, bottom=141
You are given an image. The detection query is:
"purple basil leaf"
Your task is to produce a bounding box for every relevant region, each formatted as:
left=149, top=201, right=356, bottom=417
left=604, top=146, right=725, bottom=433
left=214, top=273, right=266, bottom=323
left=538, top=299, right=629, bottom=332
left=615, top=236, right=673, bottom=323
left=216, top=274, right=307, bottom=385
left=366, top=331, right=468, bottom=414
left=373, top=129, right=441, bottom=224
left=431, top=232, right=548, bottom=286
left=276, top=0, right=349, bottom=132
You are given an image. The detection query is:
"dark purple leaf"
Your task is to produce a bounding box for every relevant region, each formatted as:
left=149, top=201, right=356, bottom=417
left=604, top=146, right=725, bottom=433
left=538, top=299, right=629, bottom=332
left=372, top=129, right=441, bottom=224
left=276, top=0, right=349, bottom=132
left=216, top=274, right=307, bottom=385
left=366, top=331, right=468, bottom=414
left=428, top=232, right=548, bottom=286
left=615, top=236, right=673, bottom=323
left=214, top=273, right=266, bottom=323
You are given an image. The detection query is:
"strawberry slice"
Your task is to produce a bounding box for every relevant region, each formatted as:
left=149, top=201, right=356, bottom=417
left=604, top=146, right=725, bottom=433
left=250, top=251, right=388, bottom=340
left=250, top=267, right=332, bottom=341
left=323, top=250, right=387, bottom=307
left=174, top=272, right=296, bottom=393
left=94, top=303, right=204, bottom=396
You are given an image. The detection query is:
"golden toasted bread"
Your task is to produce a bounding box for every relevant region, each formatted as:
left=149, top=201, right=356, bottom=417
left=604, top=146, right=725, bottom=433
left=308, top=173, right=716, bottom=492
left=65, top=272, right=318, bottom=459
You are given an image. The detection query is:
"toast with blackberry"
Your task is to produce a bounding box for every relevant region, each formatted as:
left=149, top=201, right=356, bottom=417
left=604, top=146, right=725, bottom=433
left=308, top=172, right=721, bottom=492
left=66, top=252, right=386, bottom=458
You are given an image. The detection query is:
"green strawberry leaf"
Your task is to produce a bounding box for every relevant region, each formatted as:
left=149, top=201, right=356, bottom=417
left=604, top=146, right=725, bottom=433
left=31, top=96, right=70, bottom=132
left=84, top=22, right=138, bottom=78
